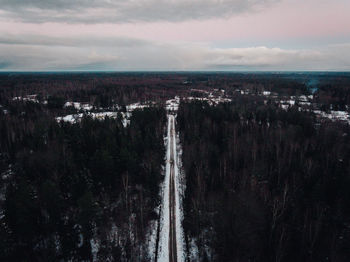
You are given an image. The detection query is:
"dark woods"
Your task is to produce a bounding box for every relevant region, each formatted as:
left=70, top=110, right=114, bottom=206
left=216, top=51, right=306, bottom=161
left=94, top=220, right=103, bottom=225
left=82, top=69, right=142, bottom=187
left=0, top=107, right=166, bottom=261
left=178, top=100, right=350, bottom=262
left=1, top=72, right=350, bottom=262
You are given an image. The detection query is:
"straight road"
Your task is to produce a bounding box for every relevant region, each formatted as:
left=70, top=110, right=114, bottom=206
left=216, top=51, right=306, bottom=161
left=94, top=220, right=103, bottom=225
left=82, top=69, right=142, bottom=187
left=168, top=116, right=177, bottom=262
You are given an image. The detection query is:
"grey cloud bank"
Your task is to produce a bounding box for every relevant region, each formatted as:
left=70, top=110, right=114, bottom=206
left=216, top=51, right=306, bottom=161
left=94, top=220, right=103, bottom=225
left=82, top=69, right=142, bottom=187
left=0, top=34, right=149, bottom=47
left=0, top=0, right=349, bottom=71
left=1, top=35, right=349, bottom=71
left=0, top=0, right=277, bottom=23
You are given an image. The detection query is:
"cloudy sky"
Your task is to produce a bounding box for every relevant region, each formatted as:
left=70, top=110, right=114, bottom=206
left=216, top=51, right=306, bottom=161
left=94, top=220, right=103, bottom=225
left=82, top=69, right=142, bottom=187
left=0, top=0, right=349, bottom=71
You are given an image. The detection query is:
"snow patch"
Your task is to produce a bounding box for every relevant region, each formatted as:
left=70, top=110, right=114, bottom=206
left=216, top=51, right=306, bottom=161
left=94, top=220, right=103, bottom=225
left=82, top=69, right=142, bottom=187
left=90, top=238, right=99, bottom=262
left=188, top=238, right=199, bottom=262
left=64, top=102, right=93, bottom=111
left=13, top=94, right=39, bottom=103
left=56, top=112, right=126, bottom=125
left=126, top=102, right=155, bottom=112
left=314, top=110, right=350, bottom=124
left=184, top=96, right=231, bottom=106
left=166, top=96, right=180, bottom=111
left=146, top=219, right=158, bottom=261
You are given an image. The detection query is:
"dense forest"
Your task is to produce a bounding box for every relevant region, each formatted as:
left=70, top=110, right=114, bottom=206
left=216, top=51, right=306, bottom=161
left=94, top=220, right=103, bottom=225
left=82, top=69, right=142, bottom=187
left=0, top=106, right=166, bottom=261
left=178, top=99, right=350, bottom=262
left=1, top=72, right=350, bottom=261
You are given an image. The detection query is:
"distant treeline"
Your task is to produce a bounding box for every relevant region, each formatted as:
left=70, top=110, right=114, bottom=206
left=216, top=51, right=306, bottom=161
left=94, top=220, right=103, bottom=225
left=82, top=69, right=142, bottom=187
left=1, top=72, right=350, bottom=112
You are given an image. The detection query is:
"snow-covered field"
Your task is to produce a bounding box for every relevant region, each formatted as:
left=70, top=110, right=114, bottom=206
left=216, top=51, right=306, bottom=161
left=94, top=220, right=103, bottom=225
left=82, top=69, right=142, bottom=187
left=56, top=101, right=154, bottom=126
left=56, top=112, right=118, bottom=124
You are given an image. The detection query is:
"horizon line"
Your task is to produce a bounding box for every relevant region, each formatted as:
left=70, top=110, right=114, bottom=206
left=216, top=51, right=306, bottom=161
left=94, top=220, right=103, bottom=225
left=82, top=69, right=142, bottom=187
left=1, top=70, right=350, bottom=74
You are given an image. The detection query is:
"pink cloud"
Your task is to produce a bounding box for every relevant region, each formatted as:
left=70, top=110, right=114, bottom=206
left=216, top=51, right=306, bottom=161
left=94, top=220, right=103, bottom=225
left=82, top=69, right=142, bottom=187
left=0, top=0, right=349, bottom=44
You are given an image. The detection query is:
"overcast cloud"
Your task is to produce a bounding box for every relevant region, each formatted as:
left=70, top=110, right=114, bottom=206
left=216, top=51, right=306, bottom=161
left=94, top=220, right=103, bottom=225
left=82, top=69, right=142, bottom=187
left=1, top=34, right=349, bottom=71
left=0, top=34, right=149, bottom=47
left=0, top=0, right=278, bottom=23
left=0, top=0, right=349, bottom=71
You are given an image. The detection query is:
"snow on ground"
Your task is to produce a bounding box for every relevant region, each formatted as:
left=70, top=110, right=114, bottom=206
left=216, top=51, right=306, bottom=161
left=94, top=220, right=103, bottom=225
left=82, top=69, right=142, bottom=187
left=13, top=95, right=39, bottom=103
left=60, top=99, right=155, bottom=116
left=174, top=118, right=186, bottom=262
left=56, top=113, right=83, bottom=123
left=190, top=89, right=209, bottom=94
left=157, top=114, right=185, bottom=262
left=56, top=100, right=154, bottom=125
left=279, top=96, right=315, bottom=110
left=240, top=90, right=249, bottom=95
left=188, top=239, right=199, bottom=262
left=157, top=116, right=171, bottom=261
left=0, top=105, right=8, bottom=115
left=299, top=95, right=308, bottom=102
left=120, top=112, right=131, bottom=127
left=91, top=112, right=118, bottom=120
left=279, top=100, right=296, bottom=110
left=64, top=102, right=93, bottom=111
left=90, top=238, right=99, bottom=262
left=56, top=100, right=158, bottom=126
left=146, top=219, right=158, bottom=261
left=56, top=112, right=119, bottom=124
left=126, top=102, right=155, bottom=112
left=166, top=96, right=180, bottom=111
left=184, top=96, right=231, bottom=106
left=314, top=110, right=350, bottom=124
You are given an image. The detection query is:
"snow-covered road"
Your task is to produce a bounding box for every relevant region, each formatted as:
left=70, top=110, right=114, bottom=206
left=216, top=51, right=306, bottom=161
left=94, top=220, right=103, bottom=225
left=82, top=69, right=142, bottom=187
left=157, top=114, right=185, bottom=262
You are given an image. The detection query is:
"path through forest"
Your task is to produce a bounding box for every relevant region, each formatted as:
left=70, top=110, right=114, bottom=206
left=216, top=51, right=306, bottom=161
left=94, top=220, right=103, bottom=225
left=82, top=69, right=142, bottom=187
left=157, top=113, right=184, bottom=262
left=168, top=115, right=177, bottom=262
